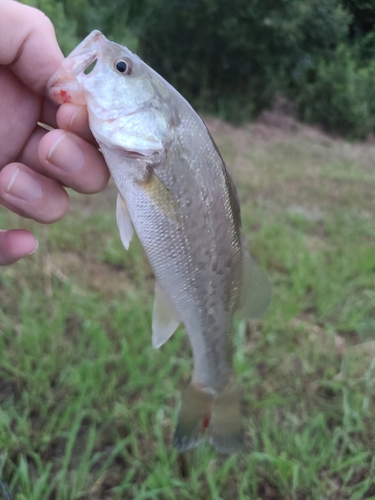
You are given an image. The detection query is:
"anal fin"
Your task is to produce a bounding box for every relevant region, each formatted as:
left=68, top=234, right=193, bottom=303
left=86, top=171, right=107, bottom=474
left=152, top=282, right=180, bottom=349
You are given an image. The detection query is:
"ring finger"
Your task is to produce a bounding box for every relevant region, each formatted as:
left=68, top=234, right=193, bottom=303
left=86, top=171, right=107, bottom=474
left=0, top=162, right=70, bottom=223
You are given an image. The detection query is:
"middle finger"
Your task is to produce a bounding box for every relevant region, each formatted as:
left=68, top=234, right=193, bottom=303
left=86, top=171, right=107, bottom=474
left=38, top=129, right=109, bottom=194
left=0, top=162, right=70, bottom=223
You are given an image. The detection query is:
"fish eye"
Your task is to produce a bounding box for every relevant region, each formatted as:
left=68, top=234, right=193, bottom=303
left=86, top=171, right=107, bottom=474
left=115, top=59, right=132, bottom=75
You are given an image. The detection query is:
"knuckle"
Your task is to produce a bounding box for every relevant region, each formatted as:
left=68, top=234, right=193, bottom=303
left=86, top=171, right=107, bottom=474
left=30, top=8, right=55, bottom=35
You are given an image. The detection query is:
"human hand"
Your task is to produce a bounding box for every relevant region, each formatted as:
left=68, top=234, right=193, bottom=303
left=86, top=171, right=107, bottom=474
left=0, top=0, right=109, bottom=265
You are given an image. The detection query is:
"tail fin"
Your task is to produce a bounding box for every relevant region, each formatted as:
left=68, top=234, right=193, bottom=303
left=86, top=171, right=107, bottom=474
left=173, top=382, right=243, bottom=454
left=207, top=383, right=244, bottom=454
left=173, top=384, right=212, bottom=451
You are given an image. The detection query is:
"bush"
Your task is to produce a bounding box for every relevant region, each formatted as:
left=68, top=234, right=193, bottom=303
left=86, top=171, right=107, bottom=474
left=296, top=45, right=375, bottom=139
left=21, top=0, right=375, bottom=138
left=136, top=0, right=349, bottom=122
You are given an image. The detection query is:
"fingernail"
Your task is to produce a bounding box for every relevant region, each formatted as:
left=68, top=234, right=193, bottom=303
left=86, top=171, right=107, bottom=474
left=7, top=168, right=42, bottom=201
left=27, top=239, right=39, bottom=255
left=69, top=105, right=84, bottom=129
left=47, top=134, right=85, bottom=172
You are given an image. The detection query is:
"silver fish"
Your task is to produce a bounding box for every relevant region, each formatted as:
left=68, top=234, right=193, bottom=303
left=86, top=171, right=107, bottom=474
left=47, top=31, right=271, bottom=454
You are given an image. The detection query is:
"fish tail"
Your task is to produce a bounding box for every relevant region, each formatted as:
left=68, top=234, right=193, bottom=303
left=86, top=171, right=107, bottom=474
left=173, top=381, right=243, bottom=454
left=207, top=381, right=244, bottom=454
left=173, top=384, right=213, bottom=451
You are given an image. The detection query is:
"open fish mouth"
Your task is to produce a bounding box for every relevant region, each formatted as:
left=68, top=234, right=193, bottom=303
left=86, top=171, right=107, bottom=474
left=65, top=30, right=104, bottom=76
left=47, top=31, right=105, bottom=104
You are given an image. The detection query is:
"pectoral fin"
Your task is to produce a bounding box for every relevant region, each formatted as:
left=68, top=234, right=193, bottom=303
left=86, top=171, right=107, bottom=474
left=137, top=168, right=178, bottom=223
left=116, top=193, right=134, bottom=250
left=152, top=282, right=180, bottom=348
left=240, top=250, right=272, bottom=319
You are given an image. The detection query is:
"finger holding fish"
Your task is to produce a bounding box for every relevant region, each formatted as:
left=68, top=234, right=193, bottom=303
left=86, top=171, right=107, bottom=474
left=38, top=129, right=109, bottom=194
left=0, top=1, right=111, bottom=266
left=0, top=127, right=108, bottom=222
left=56, top=103, right=98, bottom=145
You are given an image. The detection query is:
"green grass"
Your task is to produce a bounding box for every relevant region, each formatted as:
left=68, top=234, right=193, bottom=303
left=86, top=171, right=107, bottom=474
left=1, top=116, right=375, bottom=499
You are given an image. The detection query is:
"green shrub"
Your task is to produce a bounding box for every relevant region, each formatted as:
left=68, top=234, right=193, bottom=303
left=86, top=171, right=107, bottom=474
left=296, top=44, right=375, bottom=139
left=20, top=0, right=375, bottom=138
left=136, top=0, right=349, bottom=122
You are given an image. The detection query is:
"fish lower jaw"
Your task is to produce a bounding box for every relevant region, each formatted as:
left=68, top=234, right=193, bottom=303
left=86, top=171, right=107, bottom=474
left=91, top=122, right=163, bottom=158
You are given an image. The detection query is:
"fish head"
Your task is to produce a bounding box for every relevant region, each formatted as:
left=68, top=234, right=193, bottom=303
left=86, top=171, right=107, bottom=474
left=47, top=31, right=173, bottom=155
left=48, top=30, right=155, bottom=114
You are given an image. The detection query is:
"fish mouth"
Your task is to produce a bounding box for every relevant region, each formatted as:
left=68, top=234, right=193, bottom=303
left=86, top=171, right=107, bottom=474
left=47, top=31, right=105, bottom=105
left=65, top=30, right=104, bottom=76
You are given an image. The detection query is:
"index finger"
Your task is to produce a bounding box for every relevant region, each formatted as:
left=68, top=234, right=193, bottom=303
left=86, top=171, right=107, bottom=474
left=56, top=103, right=98, bottom=145
left=0, top=0, right=63, bottom=94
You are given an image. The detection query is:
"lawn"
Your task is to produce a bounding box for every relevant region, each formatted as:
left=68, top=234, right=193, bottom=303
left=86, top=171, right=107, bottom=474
left=0, top=111, right=375, bottom=499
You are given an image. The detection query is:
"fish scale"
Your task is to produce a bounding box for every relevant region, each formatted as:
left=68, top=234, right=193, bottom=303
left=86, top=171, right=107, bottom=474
left=47, top=30, right=271, bottom=454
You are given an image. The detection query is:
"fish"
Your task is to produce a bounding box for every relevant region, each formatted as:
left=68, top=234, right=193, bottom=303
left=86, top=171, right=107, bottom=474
left=47, top=31, right=271, bottom=454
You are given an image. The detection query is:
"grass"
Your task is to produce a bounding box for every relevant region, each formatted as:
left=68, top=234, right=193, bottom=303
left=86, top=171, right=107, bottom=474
left=1, top=113, right=375, bottom=499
